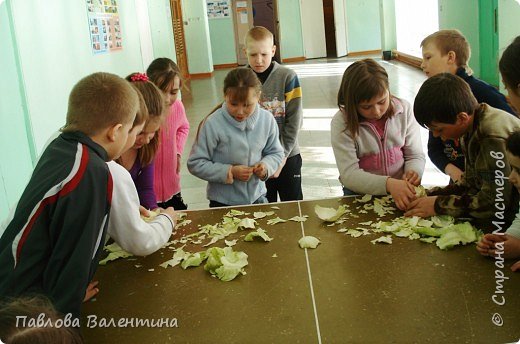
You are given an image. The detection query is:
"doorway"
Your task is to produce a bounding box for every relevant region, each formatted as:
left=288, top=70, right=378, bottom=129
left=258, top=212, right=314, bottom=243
left=323, top=0, right=336, bottom=57
left=301, top=0, right=326, bottom=59
left=252, top=0, right=281, bottom=63
left=169, top=0, right=190, bottom=83
left=233, top=0, right=254, bottom=65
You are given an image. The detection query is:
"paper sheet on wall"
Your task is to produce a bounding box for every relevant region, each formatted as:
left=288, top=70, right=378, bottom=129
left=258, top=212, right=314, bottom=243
left=240, top=11, right=248, bottom=24
left=236, top=1, right=247, bottom=8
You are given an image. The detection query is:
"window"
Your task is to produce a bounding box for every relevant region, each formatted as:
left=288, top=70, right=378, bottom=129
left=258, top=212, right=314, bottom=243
left=395, top=0, right=439, bottom=57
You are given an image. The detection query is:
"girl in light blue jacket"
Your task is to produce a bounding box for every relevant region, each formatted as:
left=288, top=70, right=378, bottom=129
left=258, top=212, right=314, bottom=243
left=188, top=68, right=284, bottom=207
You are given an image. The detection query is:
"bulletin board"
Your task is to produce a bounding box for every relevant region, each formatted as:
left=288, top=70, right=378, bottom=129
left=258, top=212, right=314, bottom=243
left=86, top=0, right=123, bottom=54
left=207, top=0, right=231, bottom=19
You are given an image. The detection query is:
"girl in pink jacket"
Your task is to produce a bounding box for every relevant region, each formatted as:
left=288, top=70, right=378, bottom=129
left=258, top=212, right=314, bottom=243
left=331, top=59, right=425, bottom=210
left=147, top=58, right=190, bottom=210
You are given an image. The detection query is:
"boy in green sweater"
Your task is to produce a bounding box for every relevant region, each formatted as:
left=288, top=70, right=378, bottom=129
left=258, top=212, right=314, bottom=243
left=406, top=73, right=520, bottom=231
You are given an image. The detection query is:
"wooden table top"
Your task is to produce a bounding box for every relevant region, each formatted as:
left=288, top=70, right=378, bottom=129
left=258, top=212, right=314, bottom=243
left=82, top=197, right=520, bottom=343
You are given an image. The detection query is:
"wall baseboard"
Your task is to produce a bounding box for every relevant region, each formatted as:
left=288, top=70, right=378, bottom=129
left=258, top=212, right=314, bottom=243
left=189, top=72, right=213, bottom=79
left=347, top=49, right=382, bottom=57
left=214, top=63, right=239, bottom=70
left=281, top=56, right=305, bottom=63
left=394, top=51, right=422, bottom=69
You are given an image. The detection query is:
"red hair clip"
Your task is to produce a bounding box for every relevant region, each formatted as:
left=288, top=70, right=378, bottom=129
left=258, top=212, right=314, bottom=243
left=130, top=73, right=148, bottom=82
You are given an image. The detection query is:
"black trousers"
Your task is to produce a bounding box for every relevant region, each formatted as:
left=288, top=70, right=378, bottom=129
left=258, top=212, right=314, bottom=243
left=266, top=154, right=303, bottom=202
left=209, top=195, right=268, bottom=208
left=157, top=192, right=188, bottom=210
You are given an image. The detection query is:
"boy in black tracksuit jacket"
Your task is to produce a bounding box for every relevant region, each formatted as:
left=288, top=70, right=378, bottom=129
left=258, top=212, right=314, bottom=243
left=0, top=72, right=139, bottom=321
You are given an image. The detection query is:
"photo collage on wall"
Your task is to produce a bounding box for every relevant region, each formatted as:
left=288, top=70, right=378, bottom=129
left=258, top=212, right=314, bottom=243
left=87, top=0, right=122, bottom=54
left=207, top=0, right=231, bottom=19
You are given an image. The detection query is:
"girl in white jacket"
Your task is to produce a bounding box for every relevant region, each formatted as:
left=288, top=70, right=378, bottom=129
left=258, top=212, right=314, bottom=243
left=331, top=59, right=425, bottom=210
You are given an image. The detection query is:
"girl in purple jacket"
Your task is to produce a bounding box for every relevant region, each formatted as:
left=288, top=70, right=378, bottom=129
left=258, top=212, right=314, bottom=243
left=117, top=72, right=165, bottom=211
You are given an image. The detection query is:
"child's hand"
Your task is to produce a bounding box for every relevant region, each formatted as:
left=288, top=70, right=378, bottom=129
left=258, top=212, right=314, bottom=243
left=232, top=165, right=254, bottom=181
left=404, top=196, right=438, bottom=217
left=139, top=206, right=151, bottom=217
left=177, top=154, right=181, bottom=174
left=386, top=178, right=416, bottom=210
left=512, top=260, right=520, bottom=272
left=477, top=233, right=520, bottom=259
left=445, top=163, right=463, bottom=183
left=83, top=280, right=99, bottom=302
left=253, top=162, right=267, bottom=179
left=160, top=207, right=176, bottom=219
left=271, top=157, right=287, bottom=178
left=403, top=170, right=421, bottom=186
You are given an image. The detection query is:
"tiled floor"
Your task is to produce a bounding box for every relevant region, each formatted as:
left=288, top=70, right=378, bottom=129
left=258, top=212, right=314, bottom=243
left=179, top=55, right=450, bottom=210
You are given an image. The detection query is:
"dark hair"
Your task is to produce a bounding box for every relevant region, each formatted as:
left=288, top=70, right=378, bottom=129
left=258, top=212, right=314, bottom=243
left=125, top=73, right=164, bottom=119
left=414, top=73, right=479, bottom=127
left=223, top=68, right=262, bottom=102
left=0, top=296, right=82, bottom=344
left=499, top=36, right=520, bottom=97
left=337, top=58, right=395, bottom=137
left=195, top=68, right=262, bottom=141
left=506, top=130, right=520, bottom=157
left=129, top=84, right=149, bottom=129
left=125, top=73, right=165, bottom=166
left=146, top=58, right=182, bottom=92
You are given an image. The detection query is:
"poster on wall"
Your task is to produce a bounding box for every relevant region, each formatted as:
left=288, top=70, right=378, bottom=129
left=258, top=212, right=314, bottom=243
left=86, top=0, right=123, bottom=54
left=207, top=0, right=231, bottom=19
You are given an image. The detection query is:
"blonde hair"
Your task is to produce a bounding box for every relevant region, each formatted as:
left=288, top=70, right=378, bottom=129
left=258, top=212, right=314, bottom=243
left=337, top=59, right=395, bottom=138
left=64, top=72, right=138, bottom=136
left=421, top=29, right=471, bottom=73
left=245, top=26, right=274, bottom=47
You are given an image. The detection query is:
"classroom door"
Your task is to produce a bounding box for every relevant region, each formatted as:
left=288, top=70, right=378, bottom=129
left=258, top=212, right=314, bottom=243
left=300, top=0, right=327, bottom=59
left=169, top=0, right=190, bottom=81
left=323, top=0, right=336, bottom=57
left=333, top=0, right=347, bottom=57
left=252, top=0, right=281, bottom=62
left=478, top=0, right=499, bottom=87
left=233, top=0, right=254, bottom=65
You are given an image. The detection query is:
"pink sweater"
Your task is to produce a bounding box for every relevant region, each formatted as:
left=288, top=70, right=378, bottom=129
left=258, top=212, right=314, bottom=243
left=154, top=99, right=190, bottom=202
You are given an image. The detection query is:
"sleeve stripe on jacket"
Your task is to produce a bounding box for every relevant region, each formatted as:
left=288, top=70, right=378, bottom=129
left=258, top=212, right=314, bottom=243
left=284, top=77, right=302, bottom=102
left=11, top=143, right=89, bottom=267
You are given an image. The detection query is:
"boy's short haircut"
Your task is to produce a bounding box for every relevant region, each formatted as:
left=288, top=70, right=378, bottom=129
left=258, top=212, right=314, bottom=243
left=414, top=73, right=479, bottom=127
left=499, top=35, right=520, bottom=93
left=421, top=29, right=471, bottom=69
left=245, top=26, right=274, bottom=46
left=64, top=72, right=138, bottom=136
left=506, top=130, right=520, bottom=157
